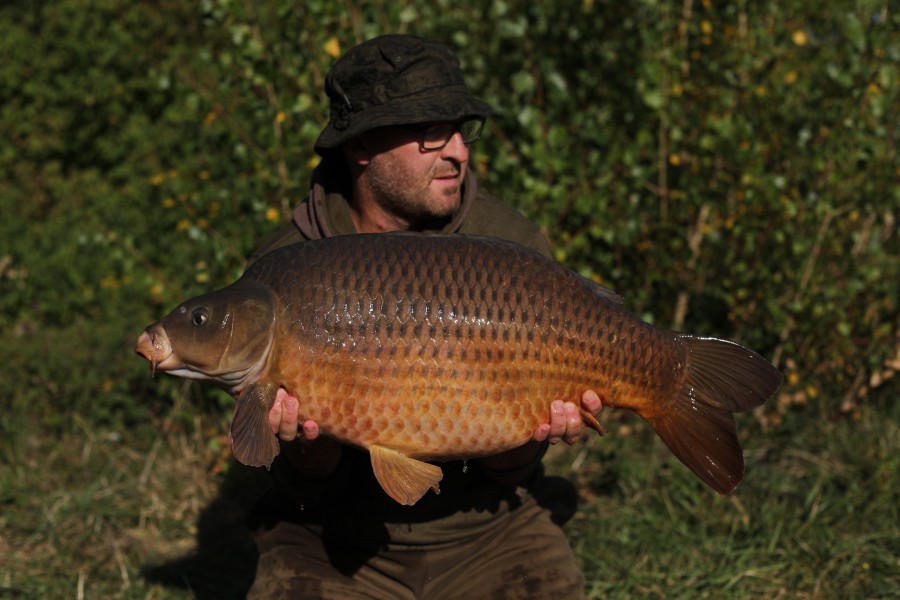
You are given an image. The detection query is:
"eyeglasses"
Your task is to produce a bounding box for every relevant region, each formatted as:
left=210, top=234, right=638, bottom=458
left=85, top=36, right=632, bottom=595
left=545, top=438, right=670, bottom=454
left=401, top=118, right=485, bottom=151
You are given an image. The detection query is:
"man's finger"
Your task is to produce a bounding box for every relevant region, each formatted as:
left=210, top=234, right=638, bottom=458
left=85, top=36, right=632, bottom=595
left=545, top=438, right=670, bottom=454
left=564, top=401, right=581, bottom=445
left=581, top=389, right=603, bottom=416
left=301, top=419, right=320, bottom=442
left=278, top=395, right=300, bottom=441
left=547, top=400, right=566, bottom=443
left=268, top=392, right=284, bottom=434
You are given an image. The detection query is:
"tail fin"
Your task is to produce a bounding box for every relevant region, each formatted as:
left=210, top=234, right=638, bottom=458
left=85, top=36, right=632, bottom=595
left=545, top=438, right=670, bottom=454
left=645, top=335, right=782, bottom=495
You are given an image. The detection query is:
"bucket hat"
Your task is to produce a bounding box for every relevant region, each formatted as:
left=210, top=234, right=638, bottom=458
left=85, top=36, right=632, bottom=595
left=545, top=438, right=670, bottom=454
left=314, top=34, right=494, bottom=154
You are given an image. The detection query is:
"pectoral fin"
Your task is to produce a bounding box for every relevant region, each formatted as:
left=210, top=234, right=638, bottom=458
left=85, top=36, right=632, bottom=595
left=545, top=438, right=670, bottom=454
left=229, top=382, right=280, bottom=468
left=369, top=445, right=443, bottom=506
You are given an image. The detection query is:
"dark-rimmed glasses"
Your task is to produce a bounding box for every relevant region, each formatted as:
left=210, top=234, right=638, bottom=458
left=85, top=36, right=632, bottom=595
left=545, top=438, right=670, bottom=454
left=400, top=118, right=485, bottom=151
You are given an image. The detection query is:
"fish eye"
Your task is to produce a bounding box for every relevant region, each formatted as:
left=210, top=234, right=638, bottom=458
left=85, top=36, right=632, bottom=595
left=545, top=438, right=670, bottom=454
left=191, top=308, right=209, bottom=326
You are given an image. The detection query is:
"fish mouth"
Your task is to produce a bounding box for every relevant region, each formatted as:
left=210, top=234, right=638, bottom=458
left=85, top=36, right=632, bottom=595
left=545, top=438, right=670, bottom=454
left=134, top=326, right=252, bottom=388
left=134, top=329, right=175, bottom=376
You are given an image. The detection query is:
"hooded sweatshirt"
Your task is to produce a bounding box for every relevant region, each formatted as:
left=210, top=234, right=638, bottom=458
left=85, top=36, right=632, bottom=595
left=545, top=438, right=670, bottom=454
left=247, top=157, right=574, bottom=545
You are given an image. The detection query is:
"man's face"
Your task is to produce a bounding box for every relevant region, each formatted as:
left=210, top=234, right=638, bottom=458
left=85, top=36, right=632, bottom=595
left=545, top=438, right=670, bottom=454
left=358, top=124, right=471, bottom=224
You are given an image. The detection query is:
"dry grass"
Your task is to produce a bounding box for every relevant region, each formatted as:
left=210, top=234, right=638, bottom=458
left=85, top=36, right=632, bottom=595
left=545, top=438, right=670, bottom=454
left=1, top=386, right=264, bottom=599
left=2, top=385, right=897, bottom=599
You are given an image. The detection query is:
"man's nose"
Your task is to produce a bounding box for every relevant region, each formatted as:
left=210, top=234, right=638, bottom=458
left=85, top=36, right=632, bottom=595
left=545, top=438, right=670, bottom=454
left=440, top=131, right=469, bottom=163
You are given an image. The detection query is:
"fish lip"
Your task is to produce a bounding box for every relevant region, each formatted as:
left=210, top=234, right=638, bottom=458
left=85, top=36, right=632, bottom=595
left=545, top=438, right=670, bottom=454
left=134, top=328, right=233, bottom=385
left=135, top=329, right=174, bottom=376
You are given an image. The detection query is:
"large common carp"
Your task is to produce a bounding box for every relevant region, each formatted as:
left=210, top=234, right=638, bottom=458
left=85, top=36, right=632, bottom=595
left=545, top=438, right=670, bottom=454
left=135, top=233, right=781, bottom=505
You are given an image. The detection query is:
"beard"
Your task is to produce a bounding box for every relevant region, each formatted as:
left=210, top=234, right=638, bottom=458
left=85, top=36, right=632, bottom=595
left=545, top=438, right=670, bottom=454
left=364, top=152, right=463, bottom=224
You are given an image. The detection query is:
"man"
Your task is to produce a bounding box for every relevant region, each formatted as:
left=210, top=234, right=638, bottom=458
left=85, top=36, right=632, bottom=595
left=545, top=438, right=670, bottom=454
left=246, top=34, right=602, bottom=599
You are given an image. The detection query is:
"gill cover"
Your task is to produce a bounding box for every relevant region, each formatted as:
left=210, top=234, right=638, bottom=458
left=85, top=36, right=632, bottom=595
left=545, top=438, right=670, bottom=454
left=160, top=280, right=276, bottom=386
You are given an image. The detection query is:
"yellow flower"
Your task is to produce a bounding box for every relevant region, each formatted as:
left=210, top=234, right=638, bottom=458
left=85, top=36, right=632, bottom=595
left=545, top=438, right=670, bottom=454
left=265, top=207, right=281, bottom=223
left=701, top=20, right=713, bottom=35
left=784, top=71, right=798, bottom=85
left=324, top=37, right=341, bottom=59
left=792, top=30, right=808, bottom=46
left=307, top=155, right=322, bottom=170
left=554, top=248, right=567, bottom=263
left=276, top=111, right=287, bottom=123
left=161, top=197, right=176, bottom=208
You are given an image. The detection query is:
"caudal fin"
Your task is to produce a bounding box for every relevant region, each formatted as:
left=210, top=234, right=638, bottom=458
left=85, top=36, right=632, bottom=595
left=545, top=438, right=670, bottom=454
left=646, top=335, right=782, bottom=495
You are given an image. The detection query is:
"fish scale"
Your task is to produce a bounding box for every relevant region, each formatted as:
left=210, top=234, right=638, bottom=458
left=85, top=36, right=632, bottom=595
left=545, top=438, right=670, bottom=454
left=136, top=233, right=782, bottom=505
left=259, top=237, right=600, bottom=454
left=263, top=236, right=662, bottom=455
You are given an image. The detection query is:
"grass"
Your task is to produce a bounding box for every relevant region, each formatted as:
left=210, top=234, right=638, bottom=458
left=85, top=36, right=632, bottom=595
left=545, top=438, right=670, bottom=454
left=1, top=385, right=897, bottom=599
left=550, top=388, right=900, bottom=599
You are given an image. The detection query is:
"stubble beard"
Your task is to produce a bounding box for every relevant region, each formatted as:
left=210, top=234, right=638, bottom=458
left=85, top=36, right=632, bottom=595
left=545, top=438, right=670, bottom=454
left=366, top=153, right=462, bottom=225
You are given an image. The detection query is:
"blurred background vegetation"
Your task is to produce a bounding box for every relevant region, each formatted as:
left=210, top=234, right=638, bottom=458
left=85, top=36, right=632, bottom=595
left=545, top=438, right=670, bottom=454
left=1, top=1, right=897, bottom=598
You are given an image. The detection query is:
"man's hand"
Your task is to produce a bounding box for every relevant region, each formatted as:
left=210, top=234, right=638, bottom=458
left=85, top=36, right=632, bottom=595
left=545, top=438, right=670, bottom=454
left=269, top=387, right=319, bottom=442
left=478, top=390, right=604, bottom=475
left=267, top=388, right=341, bottom=478
left=531, top=390, right=603, bottom=445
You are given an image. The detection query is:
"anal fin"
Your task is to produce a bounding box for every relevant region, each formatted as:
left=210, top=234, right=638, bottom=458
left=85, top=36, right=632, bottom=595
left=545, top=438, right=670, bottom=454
left=369, top=445, right=443, bottom=506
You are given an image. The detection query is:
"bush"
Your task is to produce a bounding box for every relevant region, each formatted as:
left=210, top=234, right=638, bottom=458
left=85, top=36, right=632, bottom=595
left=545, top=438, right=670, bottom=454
left=1, top=0, right=896, bottom=429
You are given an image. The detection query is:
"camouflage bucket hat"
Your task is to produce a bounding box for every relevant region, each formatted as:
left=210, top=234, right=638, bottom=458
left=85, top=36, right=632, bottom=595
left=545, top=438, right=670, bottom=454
left=314, top=34, right=494, bottom=155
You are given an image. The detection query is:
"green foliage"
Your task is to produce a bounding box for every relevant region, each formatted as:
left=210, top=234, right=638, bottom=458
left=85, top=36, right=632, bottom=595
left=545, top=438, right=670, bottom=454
left=0, top=1, right=897, bottom=436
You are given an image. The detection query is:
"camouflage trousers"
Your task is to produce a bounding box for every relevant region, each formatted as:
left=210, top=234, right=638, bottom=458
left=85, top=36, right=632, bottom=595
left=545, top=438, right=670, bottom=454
left=247, top=496, right=585, bottom=600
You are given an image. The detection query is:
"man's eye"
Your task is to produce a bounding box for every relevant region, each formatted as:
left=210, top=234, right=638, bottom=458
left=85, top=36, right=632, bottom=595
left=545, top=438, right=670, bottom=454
left=424, top=124, right=453, bottom=141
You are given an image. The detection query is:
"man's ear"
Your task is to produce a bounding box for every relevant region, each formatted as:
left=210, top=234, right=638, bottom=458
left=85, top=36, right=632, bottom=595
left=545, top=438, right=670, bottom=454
left=343, top=135, right=371, bottom=167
